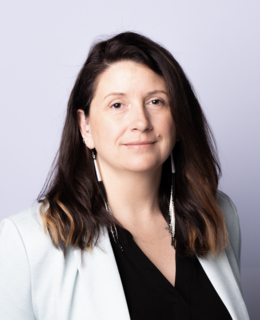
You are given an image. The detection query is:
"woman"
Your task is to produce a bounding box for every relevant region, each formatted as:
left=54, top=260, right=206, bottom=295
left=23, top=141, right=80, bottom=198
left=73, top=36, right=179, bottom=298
left=0, top=32, right=249, bottom=319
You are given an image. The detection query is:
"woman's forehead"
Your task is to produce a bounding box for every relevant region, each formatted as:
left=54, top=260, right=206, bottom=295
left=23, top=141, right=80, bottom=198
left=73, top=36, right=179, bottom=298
left=93, top=60, right=167, bottom=100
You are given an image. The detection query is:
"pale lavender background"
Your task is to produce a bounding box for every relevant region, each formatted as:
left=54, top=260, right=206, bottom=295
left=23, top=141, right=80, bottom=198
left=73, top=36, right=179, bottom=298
left=0, top=1, right=259, bottom=318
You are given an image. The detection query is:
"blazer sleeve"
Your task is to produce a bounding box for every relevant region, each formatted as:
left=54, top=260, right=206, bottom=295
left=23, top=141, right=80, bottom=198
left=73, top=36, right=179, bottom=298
left=0, top=218, right=36, bottom=320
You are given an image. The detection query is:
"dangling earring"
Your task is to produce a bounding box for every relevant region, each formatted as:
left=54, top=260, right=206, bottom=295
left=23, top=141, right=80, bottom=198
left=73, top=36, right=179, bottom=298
left=92, top=150, right=123, bottom=251
left=168, top=153, right=176, bottom=249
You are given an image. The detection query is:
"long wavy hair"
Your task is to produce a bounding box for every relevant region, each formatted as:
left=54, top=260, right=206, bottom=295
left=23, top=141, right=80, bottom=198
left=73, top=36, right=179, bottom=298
left=38, top=31, right=228, bottom=258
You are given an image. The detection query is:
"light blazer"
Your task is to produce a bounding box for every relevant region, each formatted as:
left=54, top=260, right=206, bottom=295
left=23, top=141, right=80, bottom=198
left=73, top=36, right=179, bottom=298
left=0, top=191, right=249, bottom=320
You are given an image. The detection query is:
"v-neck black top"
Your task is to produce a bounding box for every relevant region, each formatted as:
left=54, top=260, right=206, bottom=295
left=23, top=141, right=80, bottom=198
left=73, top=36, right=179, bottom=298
left=108, top=227, right=232, bottom=320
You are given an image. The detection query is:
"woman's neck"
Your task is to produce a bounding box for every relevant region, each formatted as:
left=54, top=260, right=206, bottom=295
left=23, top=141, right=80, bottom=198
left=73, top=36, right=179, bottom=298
left=98, top=160, right=163, bottom=230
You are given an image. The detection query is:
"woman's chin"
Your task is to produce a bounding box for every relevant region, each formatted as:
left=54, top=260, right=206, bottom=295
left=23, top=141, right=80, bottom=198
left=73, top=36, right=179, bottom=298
left=120, top=159, right=161, bottom=173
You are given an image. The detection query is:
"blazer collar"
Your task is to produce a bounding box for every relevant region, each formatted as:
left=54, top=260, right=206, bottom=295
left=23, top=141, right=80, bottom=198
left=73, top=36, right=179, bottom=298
left=197, top=252, right=249, bottom=320
left=74, top=228, right=249, bottom=320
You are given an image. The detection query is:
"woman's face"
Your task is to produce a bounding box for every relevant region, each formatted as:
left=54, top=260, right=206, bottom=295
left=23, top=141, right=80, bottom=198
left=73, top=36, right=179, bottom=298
left=78, top=60, right=176, bottom=174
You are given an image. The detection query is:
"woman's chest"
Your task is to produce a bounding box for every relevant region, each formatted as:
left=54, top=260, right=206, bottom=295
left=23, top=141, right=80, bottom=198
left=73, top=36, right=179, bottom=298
left=133, top=233, right=176, bottom=286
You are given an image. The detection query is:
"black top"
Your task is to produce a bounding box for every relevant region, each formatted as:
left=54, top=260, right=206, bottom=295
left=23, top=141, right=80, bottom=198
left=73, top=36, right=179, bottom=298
left=108, top=227, right=232, bottom=320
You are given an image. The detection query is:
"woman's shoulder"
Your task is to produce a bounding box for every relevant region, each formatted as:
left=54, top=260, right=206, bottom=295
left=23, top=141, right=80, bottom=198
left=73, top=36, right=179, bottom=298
left=216, top=190, right=238, bottom=221
left=1, top=203, right=48, bottom=243
left=2, top=203, right=42, bottom=228
left=216, top=189, right=240, bottom=237
left=0, top=203, right=63, bottom=265
left=216, top=190, right=241, bottom=272
left=216, top=190, right=241, bottom=241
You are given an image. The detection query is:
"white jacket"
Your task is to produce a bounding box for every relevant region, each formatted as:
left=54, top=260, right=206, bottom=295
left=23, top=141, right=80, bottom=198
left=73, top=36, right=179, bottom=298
left=0, top=190, right=250, bottom=319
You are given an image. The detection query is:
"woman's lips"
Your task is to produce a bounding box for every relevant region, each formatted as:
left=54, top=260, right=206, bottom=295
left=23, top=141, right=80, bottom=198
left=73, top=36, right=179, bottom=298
left=123, top=141, right=156, bottom=150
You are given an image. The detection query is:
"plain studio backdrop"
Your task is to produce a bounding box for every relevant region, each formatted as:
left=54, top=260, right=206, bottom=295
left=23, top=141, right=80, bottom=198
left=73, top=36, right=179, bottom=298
left=0, top=0, right=259, bottom=318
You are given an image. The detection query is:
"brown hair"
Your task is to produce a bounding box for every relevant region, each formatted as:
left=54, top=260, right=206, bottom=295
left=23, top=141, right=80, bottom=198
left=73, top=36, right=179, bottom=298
left=38, top=31, right=228, bottom=258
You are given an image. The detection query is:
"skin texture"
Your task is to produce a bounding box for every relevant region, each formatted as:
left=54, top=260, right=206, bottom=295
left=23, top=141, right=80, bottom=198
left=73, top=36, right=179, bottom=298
left=77, top=60, right=177, bottom=286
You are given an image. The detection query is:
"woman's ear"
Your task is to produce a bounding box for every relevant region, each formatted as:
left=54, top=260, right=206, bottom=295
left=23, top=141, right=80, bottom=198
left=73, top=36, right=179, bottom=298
left=77, top=109, right=95, bottom=149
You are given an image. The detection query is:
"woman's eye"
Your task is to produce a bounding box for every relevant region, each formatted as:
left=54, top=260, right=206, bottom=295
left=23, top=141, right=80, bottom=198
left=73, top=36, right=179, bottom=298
left=150, top=99, right=164, bottom=105
left=111, top=103, right=122, bottom=109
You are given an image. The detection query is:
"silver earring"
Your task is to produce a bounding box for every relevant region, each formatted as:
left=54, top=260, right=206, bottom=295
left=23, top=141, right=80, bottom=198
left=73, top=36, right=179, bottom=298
left=169, top=153, right=176, bottom=248
left=92, top=151, right=122, bottom=250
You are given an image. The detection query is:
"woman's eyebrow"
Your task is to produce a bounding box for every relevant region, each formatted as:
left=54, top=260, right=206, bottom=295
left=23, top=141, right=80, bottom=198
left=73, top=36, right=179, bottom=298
left=146, top=90, right=168, bottom=96
left=103, top=90, right=167, bottom=101
left=103, top=92, right=126, bottom=101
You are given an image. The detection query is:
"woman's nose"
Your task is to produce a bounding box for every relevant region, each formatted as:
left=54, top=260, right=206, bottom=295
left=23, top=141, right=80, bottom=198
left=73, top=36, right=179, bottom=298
left=129, top=103, right=153, bottom=132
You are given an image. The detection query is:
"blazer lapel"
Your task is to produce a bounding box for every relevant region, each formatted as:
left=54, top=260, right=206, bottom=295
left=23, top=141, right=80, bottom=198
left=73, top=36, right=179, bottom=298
left=73, top=228, right=131, bottom=320
left=197, top=250, right=249, bottom=320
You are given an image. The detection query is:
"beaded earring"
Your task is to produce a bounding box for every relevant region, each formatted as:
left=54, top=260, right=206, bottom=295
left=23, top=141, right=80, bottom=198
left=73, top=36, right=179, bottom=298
left=169, top=153, right=176, bottom=248
left=92, top=150, right=123, bottom=251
